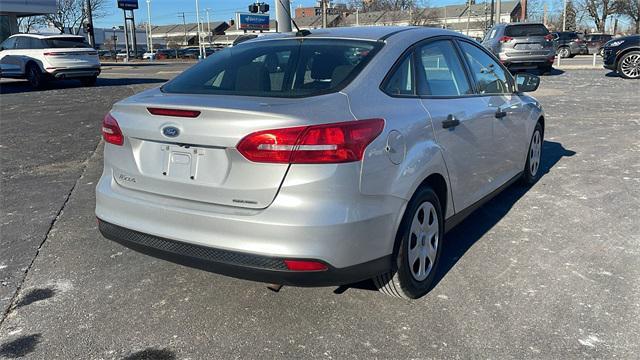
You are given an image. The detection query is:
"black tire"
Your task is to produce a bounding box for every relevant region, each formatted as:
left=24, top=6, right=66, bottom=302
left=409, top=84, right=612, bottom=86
left=558, top=47, right=570, bottom=58
left=26, top=63, right=44, bottom=89
left=521, top=122, right=544, bottom=185
left=80, top=76, right=98, bottom=86
left=616, top=51, right=640, bottom=79
left=373, top=186, right=444, bottom=299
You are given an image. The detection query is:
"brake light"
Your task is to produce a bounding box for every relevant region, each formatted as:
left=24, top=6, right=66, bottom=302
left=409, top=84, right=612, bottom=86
left=237, top=119, right=384, bottom=164
left=147, top=107, right=201, bottom=118
left=499, top=36, right=513, bottom=43
left=284, top=260, right=328, bottom=271
left=544, top=34, right=554, bottom=41
left=43, top=52, right=63, bottom=56
left=102, top=113, right=124, bottom=146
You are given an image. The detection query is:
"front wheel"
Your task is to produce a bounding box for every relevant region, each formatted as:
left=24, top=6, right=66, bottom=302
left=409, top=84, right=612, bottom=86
left=617, top=51, right=640, bottom=79
left=521, top=122, right=544, bottom=185
left=374, top=187, right=444, bottom=299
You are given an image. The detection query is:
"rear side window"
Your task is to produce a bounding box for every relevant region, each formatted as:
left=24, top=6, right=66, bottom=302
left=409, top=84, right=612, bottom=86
left=162, top=39, right=381, bottom=98
left=1, top=37, right=16, bottom=49
left=415, top=40, right=471, bottom=96
left=383, top=55, right=414, bottom=96
left=43, top=37, right=91, bottom=48
left=505, top=24, right=549, bottom=37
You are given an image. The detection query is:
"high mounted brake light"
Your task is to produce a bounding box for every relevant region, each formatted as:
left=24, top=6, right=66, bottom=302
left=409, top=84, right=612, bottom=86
left=147, top=107, right=201, bottom=118
left=237, top=119, right=385, bottom=164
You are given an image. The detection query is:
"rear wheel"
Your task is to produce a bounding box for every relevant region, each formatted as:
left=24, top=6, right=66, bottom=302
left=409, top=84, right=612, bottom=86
left=26, top=63, right=45, bottom=89
left=558, top=47, right=570, bottom=58
left=80, top=76, right=98, bottom=86
left=521, top=122, right=543, bottom=185
left=617, top=51, right=640, bottom=79
left=374, top=187, right=443, bottom=299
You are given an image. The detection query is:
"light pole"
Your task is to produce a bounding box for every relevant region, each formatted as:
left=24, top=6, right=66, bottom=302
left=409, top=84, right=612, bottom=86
left=206, top=8, right=212, bottom=45
left=146, top=0, right=153, bottom=53
left=562, top=0, right=567, bottom=31
left=195, top=0, right=204, bottom=59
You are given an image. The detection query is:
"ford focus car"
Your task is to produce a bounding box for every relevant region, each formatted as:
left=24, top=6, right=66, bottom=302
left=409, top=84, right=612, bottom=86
left=96, top=27, right=544, bottom=299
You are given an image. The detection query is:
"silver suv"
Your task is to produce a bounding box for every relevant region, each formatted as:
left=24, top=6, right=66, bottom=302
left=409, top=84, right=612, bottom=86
left=96, top=27, right=545, bottom=299
left=482, top=23, right=556, bottom=73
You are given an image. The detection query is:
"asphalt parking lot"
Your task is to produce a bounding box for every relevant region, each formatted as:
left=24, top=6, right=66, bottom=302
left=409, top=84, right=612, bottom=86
left=1, top=63, right=639, bottom=359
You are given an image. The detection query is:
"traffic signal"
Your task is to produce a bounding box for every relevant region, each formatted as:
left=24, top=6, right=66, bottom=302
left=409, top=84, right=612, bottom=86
left=258, top=3, right=269, bottom=13
left=248, top=4, right=258, bottom=13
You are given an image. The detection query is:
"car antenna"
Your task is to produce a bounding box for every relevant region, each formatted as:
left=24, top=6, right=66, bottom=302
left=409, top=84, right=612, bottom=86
left=276, top=0, right=311, bottom=37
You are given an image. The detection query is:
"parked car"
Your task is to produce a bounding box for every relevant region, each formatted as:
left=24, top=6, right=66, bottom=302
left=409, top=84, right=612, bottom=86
left=482, top=22, right=555, bottom=73
left=155, top=49, right=178, bottom=60
left=96, top=27, right=544, bottom=299
left=142, top=51, right=156, bottom=60
left=583, top=33, right=613, bottom=56
left=0, top=34, right=100, bottom=88
left=603, top=34, right=640, bottom=79
left=552, top=31, right=588, bottom=58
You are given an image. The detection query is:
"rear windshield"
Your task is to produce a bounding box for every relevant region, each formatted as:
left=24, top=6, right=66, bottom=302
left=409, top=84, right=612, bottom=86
left=505, top=24, right=549, bottom=37
left=44, top=37, right=91, bottom=48
left=162, top=39, right=381, bottom=98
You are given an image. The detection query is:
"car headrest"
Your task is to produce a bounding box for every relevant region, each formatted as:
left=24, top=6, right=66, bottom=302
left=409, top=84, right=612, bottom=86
left=235, top=62, right=270, bottom=92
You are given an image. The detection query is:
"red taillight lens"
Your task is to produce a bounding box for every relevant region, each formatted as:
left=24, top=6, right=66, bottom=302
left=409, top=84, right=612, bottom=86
left=283, top=260, right=328, bottom=272
left=147, top=107, right=201, bottom=118
left=237, top=119, right=384, bottom=164
left=499, top=36, right=514, bottom=43
left=544, top=34, right=554, bottom=41
left=102, top=113, right=124, bottom=146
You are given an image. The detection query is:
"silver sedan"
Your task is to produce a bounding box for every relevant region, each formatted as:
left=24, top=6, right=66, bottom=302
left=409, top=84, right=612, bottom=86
left=96, top=26, right=544, bottom=299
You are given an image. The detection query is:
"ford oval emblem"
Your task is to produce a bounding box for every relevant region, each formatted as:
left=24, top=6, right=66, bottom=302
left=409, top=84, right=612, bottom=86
left=162, top=126, right=180, bottom=138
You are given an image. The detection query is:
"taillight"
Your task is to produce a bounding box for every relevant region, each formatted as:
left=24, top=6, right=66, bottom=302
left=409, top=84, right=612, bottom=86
left=544, top=34, right=555, bottom=41
left=283, top=260, right=328, bottom=271
left=147, top=107, right=201, bottom=118
left=43, top=52, right=63, bottom=56
left=237, top=119, right=384, bottom=164
left=102, top=113, right=124, bottom=146
left=499, top=36, right=514, bottom=43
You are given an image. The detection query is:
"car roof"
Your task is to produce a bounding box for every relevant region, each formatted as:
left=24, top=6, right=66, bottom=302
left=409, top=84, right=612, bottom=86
left=247, top=26, right=461, bottom=43
left=8, top=33, right=85, bottom=40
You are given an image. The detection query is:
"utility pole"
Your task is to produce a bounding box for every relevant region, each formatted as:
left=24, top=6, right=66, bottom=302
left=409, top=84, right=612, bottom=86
left=444, top=6, right=448, bottom=29
left=489, top=0, right=494, bottom=28
left=543, top=2, right=547, bottom=27
left=322, top=0, right=328, bottom=28
left=195, top=0, right=203, bottom=59
left=123, top=9, right=130, bottom=62
left=466, top=0, right=472, bottom=35
left=356, top=7, right=359, bottom=26
left=562, top=0, right=567, bottom=31
left=130, top=10, right=138, bottom=58
left=206, top=8, right=212, bottom=45
left=495, top=0, right=501, bottom=25
left=85, top=0, right=95, bottom=47
left=179, top=12, right=187, bottom=46
left=146, top=0, right=152, bottom=53
left=276, top=0, right=292, bottom=32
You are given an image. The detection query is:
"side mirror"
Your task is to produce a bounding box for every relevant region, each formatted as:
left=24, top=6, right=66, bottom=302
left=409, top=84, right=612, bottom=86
left=515, top=73, right=540, bottom=92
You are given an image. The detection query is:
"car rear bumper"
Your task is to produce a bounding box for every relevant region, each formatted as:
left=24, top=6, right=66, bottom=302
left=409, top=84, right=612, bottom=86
left=98, top=219, right=392, bottom=286
left=95, top=164, right=404, bottom=285
left=47, top=67, right=101, bottom=79
left=500, top=51, right=555, bottom=67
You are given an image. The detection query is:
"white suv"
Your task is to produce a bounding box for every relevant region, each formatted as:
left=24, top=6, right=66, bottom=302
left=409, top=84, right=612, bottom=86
left=0, top=34, right=101, bottom=88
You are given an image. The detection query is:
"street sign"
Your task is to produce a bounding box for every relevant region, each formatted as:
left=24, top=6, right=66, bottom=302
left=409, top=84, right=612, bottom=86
left=117, top=0, right=139, bottom=10
left=236, top=13, right=270, bottom=31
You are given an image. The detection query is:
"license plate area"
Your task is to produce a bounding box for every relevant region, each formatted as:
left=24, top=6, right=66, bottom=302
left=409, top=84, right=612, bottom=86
left=161, top=144, right=205, bottom=181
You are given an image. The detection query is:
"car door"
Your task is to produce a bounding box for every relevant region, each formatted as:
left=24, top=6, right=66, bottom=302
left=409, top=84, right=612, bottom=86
left=0, top=37, right=21, bottom=75
left=416, top=38, right=498, bottom=212
left=457, top=39, right=529, bottom=185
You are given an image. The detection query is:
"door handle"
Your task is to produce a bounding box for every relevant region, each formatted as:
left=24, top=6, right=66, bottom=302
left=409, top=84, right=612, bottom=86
left=495, top=108, right=507, bottom=119
left=442, top=114, right=460, bottom=129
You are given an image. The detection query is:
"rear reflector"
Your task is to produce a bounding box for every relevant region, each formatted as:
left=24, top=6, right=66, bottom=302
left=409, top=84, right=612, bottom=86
left=102, top=113, right=124, bottom=146
left=147, top=107, right=201, bottom=118
left=283, top=260, right=328, bottom=272
left=237, top=119, right=384, bottom=164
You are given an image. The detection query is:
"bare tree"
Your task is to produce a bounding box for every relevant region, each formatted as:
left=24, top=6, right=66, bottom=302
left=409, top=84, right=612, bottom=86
left=17, top=16, right=44, bottom=33
left=579, top=0, right=615, bottom=32
left=615, top=0, right=640, bottom=33
left=44, top=0, right=108, bottom=35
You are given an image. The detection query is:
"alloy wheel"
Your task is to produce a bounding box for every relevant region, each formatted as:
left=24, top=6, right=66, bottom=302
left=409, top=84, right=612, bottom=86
left=620, top=53, right=640, bottom=79
left=559, top=48, right=570, bottom=58
left=530, top=130, right=542, bottom=177
left=408, top=202, right=439, bottom=281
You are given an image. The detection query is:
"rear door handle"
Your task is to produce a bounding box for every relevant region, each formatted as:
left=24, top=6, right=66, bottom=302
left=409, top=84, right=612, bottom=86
left=495, top=109, right=507, bottom=119
left=442, top=114, right=460, bottom=129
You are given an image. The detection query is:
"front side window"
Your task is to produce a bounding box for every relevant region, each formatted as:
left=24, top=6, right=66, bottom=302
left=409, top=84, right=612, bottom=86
left=458, top=41, right=511, bottom=95
left=162, top=39, right=381, bottom=98
left=415, top=40, right=471, bottom=97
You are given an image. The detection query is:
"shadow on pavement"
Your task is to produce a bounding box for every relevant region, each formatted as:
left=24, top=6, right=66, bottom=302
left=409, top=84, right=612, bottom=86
left=605, top=71, right=621, bottom=78
left=0, top=334, right=42, bottom=358
left=0, top=78, right=166, bottom=95
left=13, top=288, right=56, bottom=310
left=512, top=68, right=565, bottom=77
left=336, top=140, right=576, bottom=296
left=122, top=348, right=176, bottom=360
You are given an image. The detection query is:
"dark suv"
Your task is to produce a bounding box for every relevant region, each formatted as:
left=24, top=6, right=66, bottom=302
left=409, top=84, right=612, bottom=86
left=482, top=23, right=555, bottom=73
left=603, top=35, right=640, bottom=79
left=584, top=33, right=613, bottom=56
left=552, top=31, right=588, bottom=58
